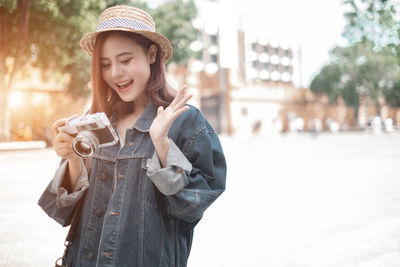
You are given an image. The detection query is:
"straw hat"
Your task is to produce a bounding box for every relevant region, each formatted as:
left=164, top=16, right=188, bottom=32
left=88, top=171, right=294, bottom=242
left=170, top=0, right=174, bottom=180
left=80, top=5, right=172, bottom=62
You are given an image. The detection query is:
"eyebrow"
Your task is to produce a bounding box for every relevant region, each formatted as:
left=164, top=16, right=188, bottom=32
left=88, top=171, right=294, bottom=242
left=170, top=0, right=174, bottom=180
left=100, top=52, right=134, bottom=60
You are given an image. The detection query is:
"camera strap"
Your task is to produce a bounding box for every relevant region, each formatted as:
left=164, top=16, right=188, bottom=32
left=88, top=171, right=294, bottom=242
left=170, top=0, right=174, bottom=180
left=54, top=193, right=86, bottom=267
left=55, top=158, right=91, bottom=267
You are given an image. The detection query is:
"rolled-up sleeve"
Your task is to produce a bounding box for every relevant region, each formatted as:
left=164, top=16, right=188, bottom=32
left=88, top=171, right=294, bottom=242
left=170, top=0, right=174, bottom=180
left=162, top=123, right=226, bottom=223
left=147, top=140, right=192, bottom=196
left=38, top=159, right=89, bottom=226
left=50, top=159, right=89, bottom=208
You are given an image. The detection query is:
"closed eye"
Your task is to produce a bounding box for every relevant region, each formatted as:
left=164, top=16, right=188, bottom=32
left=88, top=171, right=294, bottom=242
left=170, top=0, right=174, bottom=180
left=121, top=58, right=132, bottom=64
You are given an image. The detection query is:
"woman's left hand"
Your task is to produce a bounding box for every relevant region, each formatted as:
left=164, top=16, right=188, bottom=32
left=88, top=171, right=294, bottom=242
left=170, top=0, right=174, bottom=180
left=149, top=85, right=193, bottom=165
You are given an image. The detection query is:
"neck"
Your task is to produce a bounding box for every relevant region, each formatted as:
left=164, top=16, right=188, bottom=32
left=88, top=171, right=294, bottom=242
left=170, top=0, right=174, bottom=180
left=132, top=100, right=149, bottom=117
left=117, top=102, right=148, bottom=145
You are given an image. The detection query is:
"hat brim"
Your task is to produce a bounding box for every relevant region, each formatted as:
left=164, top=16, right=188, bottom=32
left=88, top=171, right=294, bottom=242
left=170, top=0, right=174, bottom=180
left=80, top=28, right=173, bottom=62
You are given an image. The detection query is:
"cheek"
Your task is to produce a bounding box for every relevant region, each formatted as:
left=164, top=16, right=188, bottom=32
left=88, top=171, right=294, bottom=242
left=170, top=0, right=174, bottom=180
left=101, top=69, right=111, bottom=83
left=132, top=63, right=151, bottom=82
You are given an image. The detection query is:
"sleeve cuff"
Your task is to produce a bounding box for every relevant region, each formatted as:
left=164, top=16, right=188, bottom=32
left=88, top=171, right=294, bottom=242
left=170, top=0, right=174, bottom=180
left=147, top=140, right=192, bottom=196
left=50, top=159, right=89, bottom=208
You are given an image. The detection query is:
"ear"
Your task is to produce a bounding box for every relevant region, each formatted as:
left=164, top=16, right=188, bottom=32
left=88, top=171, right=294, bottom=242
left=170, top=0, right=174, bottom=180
left=148, top=44, right=157, bottom=64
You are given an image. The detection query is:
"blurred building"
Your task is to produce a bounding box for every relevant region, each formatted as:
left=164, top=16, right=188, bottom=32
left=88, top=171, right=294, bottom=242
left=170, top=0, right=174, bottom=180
left=187, top=0, right=400, bottom=135
left=189, top=0, right=306, bottom=135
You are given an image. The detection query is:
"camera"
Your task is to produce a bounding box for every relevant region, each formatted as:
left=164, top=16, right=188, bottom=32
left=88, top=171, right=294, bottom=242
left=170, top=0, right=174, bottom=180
left=58, top=112, right=119, bottom=158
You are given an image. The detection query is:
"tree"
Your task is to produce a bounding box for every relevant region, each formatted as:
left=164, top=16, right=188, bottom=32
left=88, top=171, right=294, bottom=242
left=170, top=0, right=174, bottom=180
left=0, top=0, right=198, bottom=141
left=0, top=0, right=32, bottom=141
left=343, top=0, right=400, bottom=48
left=310, top=41, right=400, bottom=118
left=152, top=0, right=198, bottom=65
left=0, top=0, right=99, bottom=141
left=342, top=0, right=400, bottom=108
left=309, top=1, right=400, bottom=124
left=343, top=0, right=400, bottom=75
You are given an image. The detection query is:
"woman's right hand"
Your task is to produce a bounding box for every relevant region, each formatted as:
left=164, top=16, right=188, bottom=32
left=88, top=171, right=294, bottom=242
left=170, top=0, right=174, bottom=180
left=51, top=118, right=83, bottom=191
left=51, top=118, right=80, bottom=162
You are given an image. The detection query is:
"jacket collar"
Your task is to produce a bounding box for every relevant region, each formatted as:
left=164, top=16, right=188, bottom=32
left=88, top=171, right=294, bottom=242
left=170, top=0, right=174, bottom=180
left=132, top=103, right=158, bottom=132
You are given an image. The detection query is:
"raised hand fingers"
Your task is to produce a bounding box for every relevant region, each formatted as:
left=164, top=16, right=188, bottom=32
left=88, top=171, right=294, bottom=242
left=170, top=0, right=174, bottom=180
left=170, top=85, right=188, bottom=108
left=173, top=91, right=193, bottom=111
left=172, top=104, right=190, bottom=119
left=170, top=85, right=193, bottom=111
left=150, top=86, right=193, bottom=143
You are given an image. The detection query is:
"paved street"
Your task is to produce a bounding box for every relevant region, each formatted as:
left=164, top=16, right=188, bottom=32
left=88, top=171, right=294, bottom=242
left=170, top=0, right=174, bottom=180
left=1, top=132, right=400, bottom=266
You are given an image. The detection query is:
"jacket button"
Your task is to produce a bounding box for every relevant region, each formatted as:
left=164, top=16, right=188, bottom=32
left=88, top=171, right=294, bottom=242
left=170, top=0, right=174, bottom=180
left=100, top=172, right=107, bottom=181
left=87, top=252, right=94, bottom=260
left=96, top=210, right=104, bottom=217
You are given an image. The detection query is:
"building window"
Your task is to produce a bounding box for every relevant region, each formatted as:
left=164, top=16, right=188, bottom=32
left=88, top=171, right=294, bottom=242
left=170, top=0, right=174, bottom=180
left=210, top=35, right=218, bottom=45
left=263, top=63, right=270, bottom=70
left=284, top=66, right=290, bottom=72
left=251, top=43, right=257, bottom=52
left=274, top=48, right=279, bottom=55
left=274, top=64, right=279, bottom=71
left=211, top=54, right=218, bottom=63
left=284, top=49, right=289, bottom=56
left=263, top=45, right=269, bottom=53
left=252, top=60, right=258, bottom=68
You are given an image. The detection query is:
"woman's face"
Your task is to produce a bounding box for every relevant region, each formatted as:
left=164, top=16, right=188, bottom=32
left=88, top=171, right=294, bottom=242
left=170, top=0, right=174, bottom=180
left=100, top=32, right=156, bottom=104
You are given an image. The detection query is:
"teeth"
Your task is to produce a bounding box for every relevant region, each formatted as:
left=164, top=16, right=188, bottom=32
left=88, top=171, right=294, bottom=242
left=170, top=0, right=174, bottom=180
left=117, top=80, right=132, bottom=87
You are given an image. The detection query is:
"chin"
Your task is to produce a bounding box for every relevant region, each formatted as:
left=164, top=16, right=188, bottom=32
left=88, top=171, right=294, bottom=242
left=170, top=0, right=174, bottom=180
left=119, top=96, right=136, bottom=103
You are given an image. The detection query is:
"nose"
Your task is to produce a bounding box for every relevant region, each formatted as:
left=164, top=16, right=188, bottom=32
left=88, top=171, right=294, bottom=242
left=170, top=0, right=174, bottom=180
left=111, top=63, right=123, bottom=79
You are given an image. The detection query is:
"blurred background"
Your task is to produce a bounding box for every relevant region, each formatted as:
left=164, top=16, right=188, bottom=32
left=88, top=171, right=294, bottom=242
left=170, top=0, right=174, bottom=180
left=1, top=0, right=400, bottom=266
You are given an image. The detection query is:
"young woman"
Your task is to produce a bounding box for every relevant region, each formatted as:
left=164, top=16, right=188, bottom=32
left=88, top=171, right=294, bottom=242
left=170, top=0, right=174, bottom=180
left=38, top=5, right=226, bottom=267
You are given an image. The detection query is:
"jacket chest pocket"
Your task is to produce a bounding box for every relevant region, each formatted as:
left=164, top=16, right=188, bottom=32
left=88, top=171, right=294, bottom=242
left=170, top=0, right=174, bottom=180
left=140, top=158, right=161, bottom=207
left=117, top=155, right=159, bottom=207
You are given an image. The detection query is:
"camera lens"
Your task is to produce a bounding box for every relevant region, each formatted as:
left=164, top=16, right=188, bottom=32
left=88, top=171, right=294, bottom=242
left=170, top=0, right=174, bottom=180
left=72, top=131, right=99, bottom=158
left=75, top=141, right=92, bottom=155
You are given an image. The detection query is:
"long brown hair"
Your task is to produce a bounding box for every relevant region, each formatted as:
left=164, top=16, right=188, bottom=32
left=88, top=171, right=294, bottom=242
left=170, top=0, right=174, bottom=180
left=90, top=31, right=175, bottom=119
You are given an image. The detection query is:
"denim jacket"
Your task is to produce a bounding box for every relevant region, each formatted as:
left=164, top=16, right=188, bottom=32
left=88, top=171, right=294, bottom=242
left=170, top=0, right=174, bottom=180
left=38, top=104, right=227, bottom=267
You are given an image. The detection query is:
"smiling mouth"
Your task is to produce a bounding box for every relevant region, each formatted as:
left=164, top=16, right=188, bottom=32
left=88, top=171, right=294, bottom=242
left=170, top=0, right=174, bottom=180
left=115, top=80, right=133, bottom=91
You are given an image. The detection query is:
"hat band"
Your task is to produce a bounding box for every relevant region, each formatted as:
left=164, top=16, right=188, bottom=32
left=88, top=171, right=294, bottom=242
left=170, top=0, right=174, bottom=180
left=96, top=17, right=155, bottom=32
